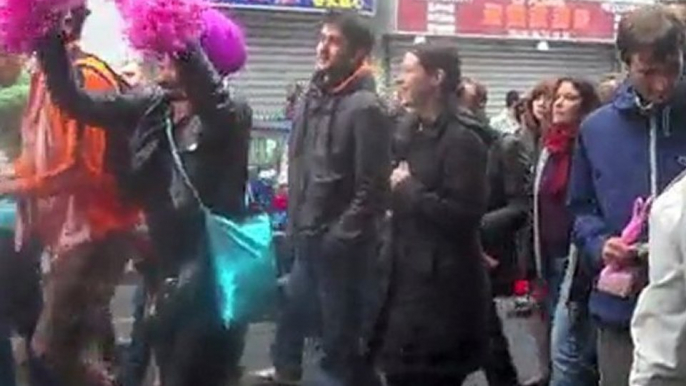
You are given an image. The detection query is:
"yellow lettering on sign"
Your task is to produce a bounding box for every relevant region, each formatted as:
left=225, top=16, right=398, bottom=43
left=551, top=5, right=571, bottom=30
left=482, top=3, right=504, bottom=27
left=338, top=0, right=353, bottom=8
left=506, top=3, right=527, bottom=28
left=326, top=0, right=340, bottom=8
left=573, top=8, right=591, bottom=30
left=313, top=0, right=325, bottom=6
left=528, top=5, right=548, bottom=29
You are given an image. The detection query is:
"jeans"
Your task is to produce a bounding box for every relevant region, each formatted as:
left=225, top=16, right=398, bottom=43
left=549, top=256, right=598, bottom=386
left=272, top=241, right=321, bottom=378
left=276, top=235, right=380, bottom=386
left=545, top=256, right=568, bottom=320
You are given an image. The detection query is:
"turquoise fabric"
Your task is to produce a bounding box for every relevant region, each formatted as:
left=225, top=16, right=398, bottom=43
left=165, top=120, right=276, bottom=327
left=205, top=208, right=276, bottom=326
left=0, top=198, right=16, bottom=231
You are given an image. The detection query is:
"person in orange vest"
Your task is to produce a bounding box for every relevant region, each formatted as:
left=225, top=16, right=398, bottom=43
left=0, top=6, right=140, bottom=386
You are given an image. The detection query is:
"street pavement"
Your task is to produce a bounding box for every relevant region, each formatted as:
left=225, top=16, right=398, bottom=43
left=110, top=282, right=547, bottom=386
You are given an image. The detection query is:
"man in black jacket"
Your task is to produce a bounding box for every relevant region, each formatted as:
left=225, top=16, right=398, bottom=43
left=275, top=10, right=392, bottom=386
left=459, top=78, right=532, bottom=386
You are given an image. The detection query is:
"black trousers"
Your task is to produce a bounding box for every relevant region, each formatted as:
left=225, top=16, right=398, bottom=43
left=483, top=299, right=520, bottom=386
left=385, top=372, right=468, bottom=386
left=152, top=259, right=247, bottom=386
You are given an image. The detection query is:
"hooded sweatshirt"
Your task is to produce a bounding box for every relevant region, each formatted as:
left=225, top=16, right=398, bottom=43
left=568, top=81, right=686, bottom=328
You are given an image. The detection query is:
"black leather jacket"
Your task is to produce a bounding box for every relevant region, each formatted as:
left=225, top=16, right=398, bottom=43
left=36, top=33, right=251, bottom=276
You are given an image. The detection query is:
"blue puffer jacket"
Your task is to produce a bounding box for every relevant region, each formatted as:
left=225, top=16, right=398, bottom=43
left=568, top=81, right=686, bottom=328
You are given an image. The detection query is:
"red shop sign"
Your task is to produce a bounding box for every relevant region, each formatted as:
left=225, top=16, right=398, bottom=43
left=397, top=0, right=619, bottom=43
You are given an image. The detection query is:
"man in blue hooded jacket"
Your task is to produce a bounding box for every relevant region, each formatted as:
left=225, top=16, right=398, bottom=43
left=568, top=5, right=686, bottom=386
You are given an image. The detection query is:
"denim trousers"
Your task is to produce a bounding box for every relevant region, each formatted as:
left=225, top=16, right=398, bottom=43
left=549, top=254, right=598, bottom=386
left=273, top=235, right=380, bottom=386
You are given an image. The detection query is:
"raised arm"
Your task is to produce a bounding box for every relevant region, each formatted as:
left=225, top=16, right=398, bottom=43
left=174, top=43, right=237, bottom=142
left=35, top=31, right=152, bottom=131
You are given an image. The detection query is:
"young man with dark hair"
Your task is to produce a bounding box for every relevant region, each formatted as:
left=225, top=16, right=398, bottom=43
left=567, top=5, right=686, bottom=386
left=491, top=89, right=521, bottom=134
left=276, top=10, right=391, bottom=386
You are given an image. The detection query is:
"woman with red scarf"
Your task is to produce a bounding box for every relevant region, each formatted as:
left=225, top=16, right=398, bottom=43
left=534, top=77, right=599, bottom=316
left=532, top=77, right=600, bottom=386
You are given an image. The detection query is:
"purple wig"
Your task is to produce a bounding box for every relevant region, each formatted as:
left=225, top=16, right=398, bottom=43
left=199, top=8, right=246, bottom=76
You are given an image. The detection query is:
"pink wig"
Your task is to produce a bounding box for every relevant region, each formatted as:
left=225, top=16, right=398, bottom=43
left=0, top=0, right=84, bottom=53
left=118, top=0, right=207, bottom=56
left=198, top=8, right=246, bottom=75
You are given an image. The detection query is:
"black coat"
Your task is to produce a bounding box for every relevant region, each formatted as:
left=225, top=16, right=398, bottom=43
left=482, top=132, right=532, bottom=295
left=287, top=70, right=392, bottom=251
left=378, top=109, right=491, bottom=377
left=36, top=33, right=251, bottom=277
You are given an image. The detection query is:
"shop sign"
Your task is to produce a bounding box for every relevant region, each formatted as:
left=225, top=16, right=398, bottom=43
left=396, top=0, right=638, bottom=43
left=217, top=0, right=376, bottom=15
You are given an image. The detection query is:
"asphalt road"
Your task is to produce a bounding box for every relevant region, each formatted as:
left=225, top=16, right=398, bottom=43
left=110, top=282, right=548, bottom=386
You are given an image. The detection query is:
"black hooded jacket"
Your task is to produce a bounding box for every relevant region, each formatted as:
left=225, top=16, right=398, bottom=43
left=287, top=68, right=392, bottom=250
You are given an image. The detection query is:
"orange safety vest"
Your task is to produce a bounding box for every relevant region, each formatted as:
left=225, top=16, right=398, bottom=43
left=14, top=47, right=140, bottom=253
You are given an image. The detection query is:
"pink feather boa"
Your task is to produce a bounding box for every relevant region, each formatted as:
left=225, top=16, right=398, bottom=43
left=116, top=0, right=209, bottom=56
left=0, top=0, right=84, bottom=53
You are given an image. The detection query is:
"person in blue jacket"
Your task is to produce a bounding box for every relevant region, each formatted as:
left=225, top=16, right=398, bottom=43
left=567, top=5, right=686, bottom=386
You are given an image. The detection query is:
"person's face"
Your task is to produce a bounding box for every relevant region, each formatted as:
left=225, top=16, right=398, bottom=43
left=397, top=52, right=441, bottom=110
left=627, top=49, right=682, bottom=105
left=532, top=93, right=552, bottom=123
left=460, top=83, right=486, bottom=115
left=316, top=23, right=354, bottom=72
left=120, top=62, right=143, bottom=87
left=552, top=81, right=583, bottom=125
left=597, top=79, right=620, bottom=105
left=156, top=58, right=178, bottom=88
left=0, top=55, right=22, bottom=88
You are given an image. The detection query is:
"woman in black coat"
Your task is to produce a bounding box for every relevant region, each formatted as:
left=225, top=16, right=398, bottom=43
left=376, top=43, right=491, bottom=386
left=33, top=17, right=251, bottom=386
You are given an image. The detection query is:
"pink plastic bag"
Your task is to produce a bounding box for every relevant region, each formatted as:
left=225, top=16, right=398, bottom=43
left=596, top=197, right=652, bottom=298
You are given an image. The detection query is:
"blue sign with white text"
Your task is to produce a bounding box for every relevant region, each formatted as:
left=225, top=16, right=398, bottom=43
left=218, top=0, right=375, bottom=15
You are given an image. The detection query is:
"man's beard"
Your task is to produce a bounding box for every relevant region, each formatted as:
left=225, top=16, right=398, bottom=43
left=313, top=58, right=359, bottom=91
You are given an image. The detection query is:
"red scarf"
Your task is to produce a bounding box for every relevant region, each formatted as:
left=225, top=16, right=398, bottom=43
left=542, top=123, right=578, bottom=195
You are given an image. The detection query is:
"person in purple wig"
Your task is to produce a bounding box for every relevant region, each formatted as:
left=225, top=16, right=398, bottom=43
left=32, top=6, right=253, bottom=386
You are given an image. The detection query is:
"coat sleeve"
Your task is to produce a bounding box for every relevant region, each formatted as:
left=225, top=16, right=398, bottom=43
left=394, top=127, right=488, bottom=234
left=35, top=32, right=151, bottom=130
left=174, top=43, right=251, bottom=217
left=568, top=128, right=608, bottom=272
left=630, top=183, right=686, bottom=386
left=481, top=134, right=532, bottom=238
left=326, top=101, right=392, bottom=244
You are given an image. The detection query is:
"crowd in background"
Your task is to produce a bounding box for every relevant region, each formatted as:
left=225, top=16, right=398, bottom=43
left=2, top=2, right=686, bottom=386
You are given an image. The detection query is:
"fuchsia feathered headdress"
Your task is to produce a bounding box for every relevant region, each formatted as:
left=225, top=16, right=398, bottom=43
left=0, top=0, right=85, bottom=53
left=117, top=0, right=247, bottom=75
left=0, top=0, right=247, bottom=75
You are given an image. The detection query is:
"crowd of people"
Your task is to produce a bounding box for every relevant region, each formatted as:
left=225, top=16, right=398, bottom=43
left=1, top=1, right=686, bottom=386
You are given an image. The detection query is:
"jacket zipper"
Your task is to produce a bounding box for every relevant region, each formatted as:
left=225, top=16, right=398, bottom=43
left=650, top=114, right=658, bottom=198
left=532, top=149, right=549, bottom=280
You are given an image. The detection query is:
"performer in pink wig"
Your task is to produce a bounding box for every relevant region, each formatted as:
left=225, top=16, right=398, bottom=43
left=0, top=0, right=252, bottom=385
